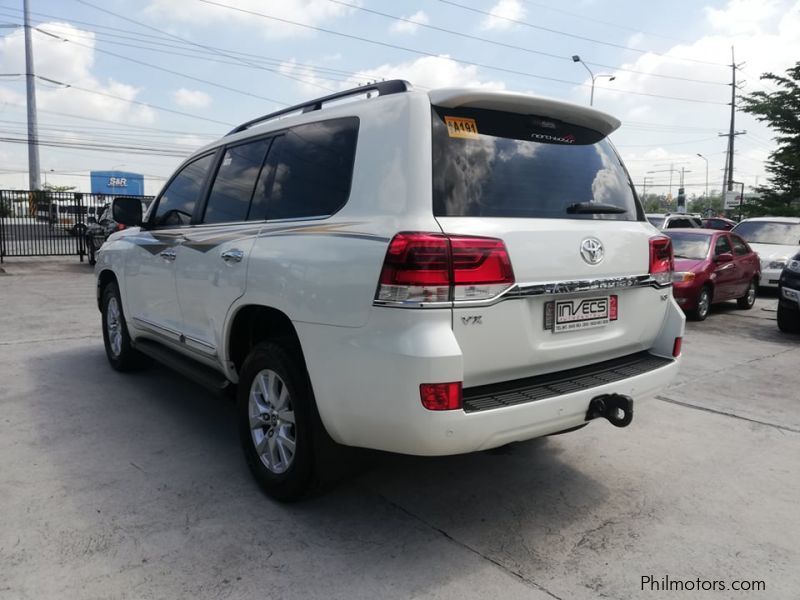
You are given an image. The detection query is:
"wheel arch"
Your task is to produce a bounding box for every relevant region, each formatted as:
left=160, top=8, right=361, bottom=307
left=97, top=269, right=118, bottom=311
left=227, top=304, right=306, bottom=378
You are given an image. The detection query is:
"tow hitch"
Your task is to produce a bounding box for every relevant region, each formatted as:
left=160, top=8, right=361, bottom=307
left=586, top=394, right=634, bottom=428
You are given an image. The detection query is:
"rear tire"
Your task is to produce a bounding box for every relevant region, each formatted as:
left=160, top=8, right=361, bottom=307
left=690, top=285, right=712, bottom=321
left=777, top=303, right=800, bottom=333
left=237, top=342, right=321, bottom=501
left=101, top=282, right=146, bottom=371
left=737, top=279, right=757, bottom=309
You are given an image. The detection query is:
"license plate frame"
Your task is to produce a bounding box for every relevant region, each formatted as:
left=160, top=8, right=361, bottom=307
left=544, top=295, right=617, bottom=333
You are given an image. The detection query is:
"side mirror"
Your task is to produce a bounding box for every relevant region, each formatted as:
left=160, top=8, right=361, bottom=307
left=112, top=197, right=142, bottom=227
left=715, top=252, right=734, bottom=263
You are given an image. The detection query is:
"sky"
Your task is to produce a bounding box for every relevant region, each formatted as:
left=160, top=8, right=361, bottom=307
left=0, top=0, right=798, bottom=196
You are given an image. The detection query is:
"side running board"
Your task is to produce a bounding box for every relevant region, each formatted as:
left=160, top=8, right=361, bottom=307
left=133, top=339, right=231, bottom=393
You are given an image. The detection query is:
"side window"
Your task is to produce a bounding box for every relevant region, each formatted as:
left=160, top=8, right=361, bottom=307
left=730, top=235, right=749, bottom=256
left=714, top=235, right=733, bottom=256
left=203, top=138, right=272, bottom=224
left=153, top=154, right=214, bottom=227
left=266, top=117, right=359, bottom=220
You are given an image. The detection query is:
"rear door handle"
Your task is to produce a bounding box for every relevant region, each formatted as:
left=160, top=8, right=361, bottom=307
left=160, top=249, right=176, bottom=261
left=221, top=248, right=244, bottom=263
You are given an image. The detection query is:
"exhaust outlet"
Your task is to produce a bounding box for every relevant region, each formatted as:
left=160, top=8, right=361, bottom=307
left=586, top=393, right=634, bottom=428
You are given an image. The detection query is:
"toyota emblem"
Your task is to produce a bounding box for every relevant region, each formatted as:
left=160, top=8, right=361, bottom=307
left=580, top=238, right=604, bottom=265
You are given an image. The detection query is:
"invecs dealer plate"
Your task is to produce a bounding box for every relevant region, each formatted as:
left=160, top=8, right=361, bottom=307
left=544, top=296, right=615, bottom=333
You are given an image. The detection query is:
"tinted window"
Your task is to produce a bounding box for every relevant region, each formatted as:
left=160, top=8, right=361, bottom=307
left=432, top=106, right=639, bottom=220
left=204, top=139, right=271, bottom=224
left=667, top=218, right=692, bottom=228
left=266, top=118, right=359, bottom=220
left=730, top=235, right=749, bottom=256
left=714, top=235, right=733, bottom=256
left=733, top=221, right=800, bottom=245
left=667, top=232, right=711, bottom=260
left=154, top=154, right=214, bottom=227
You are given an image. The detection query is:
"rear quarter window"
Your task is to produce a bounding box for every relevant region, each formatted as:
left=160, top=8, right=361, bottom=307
left=431, top=106, right=641, bottom=220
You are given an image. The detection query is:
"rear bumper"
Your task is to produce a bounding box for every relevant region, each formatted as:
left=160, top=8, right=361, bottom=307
left=296, top=298, right=684, bottom=456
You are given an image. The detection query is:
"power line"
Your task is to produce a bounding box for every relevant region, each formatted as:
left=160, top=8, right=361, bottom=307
left=326, top=0, right=727, bottom=86
left=72, top=0, right=337, bottom=93
left=0, top=135, right=192, bottom=157
left=191, top=0, right=728, bottom=106
left=437, top=0, right=728, bottom=67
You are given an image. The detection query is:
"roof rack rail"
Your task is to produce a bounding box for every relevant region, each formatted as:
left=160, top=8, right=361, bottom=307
left=226, top=79, right=412, bottom=136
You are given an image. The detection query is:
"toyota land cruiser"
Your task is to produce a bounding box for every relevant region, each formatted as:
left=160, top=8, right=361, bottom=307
left=96, top=81, right=684, bottom=500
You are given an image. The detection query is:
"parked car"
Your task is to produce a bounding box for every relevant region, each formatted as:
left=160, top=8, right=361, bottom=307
left=647, top=213, right=704, bottom=230
left=85, top=199, right=151, bottom=265
left=95, top=81, right=684, bottom=500
left=666, top=229, right=760, bottom=320
left=777, top=251, right=800, bottom=333
left=702, top=216, right=736, bottom=231
left=732, top=217, right=800, bottom=287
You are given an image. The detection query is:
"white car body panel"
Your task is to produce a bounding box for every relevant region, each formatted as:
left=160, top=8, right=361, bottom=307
left=748, top=243, right=799, bottom=287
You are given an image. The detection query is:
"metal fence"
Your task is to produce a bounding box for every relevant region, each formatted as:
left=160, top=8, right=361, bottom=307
left=0, top=190, right=153, bottom=263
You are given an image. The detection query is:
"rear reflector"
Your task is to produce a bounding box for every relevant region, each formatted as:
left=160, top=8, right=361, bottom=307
left=610, top=295, right=618, bottom=320
left=649, top=236, right=674, bottom=286
left=376, top=232, right=514, bottom=304
left=420, top=382, right=463, bottom=410
left=673, top=337, right=682, bottom=357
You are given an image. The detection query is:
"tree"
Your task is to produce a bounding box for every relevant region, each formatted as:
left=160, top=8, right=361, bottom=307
left=739, top=62, right=800, bottom=217
left=42, top=183, right=76, bottom=193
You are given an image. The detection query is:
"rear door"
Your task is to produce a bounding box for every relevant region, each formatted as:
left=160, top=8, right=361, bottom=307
left=430, top=105, right=669, bottom=385
left=730, top=233, right=758, bottom=294
left=711, top=234, right=737, bottom=300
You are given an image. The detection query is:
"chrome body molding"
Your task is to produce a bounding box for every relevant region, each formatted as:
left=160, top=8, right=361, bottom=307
left=373, top=274, right=671, bottom=309
left=132, top=317, right=218, bottom=357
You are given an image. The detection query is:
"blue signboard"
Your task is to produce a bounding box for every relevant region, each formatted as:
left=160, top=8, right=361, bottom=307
left=90, top=170, right=145, bottom=195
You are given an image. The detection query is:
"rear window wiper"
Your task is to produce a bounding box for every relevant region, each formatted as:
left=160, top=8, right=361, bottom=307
left=566, top=202, right=627, bottom=214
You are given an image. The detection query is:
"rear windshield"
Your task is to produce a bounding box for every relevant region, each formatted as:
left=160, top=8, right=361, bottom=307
left=666, top=231, right=711, bottom=260
left=733, top=221, right=800, bottom=246
left=432, top=106, right=641, bottom=220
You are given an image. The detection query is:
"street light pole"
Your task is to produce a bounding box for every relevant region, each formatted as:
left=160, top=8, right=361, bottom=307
left=572, top=55, right=615, bottom=106
left=697, top=153, right=709, bottom=214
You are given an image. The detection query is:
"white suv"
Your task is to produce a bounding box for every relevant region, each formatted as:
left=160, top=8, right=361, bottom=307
left=96, top=81, right=684, bottom=500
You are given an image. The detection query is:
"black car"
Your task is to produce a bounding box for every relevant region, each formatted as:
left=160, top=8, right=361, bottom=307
left=777, top=251, right=800, bottom=333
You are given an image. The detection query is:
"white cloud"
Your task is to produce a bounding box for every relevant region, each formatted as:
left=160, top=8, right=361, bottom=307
left=0, top=23, right=154, bottom=125
left=144, top=0, right=357, bottom=38
left=279, top=55, right=506, bottom=95
left=390, top=10, right=430, bottom=35
left=172, top=88, right=212, bottom=109
left=579, top=0, right=800, bottom=189
left=481, top=0, right=525, bottom=30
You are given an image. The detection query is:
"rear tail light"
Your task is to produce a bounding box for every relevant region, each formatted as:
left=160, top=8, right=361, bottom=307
left=376, top=232, right=514, bottom=305
left=420, top=382, right=463, bottom=410
left=673, top=336, right=682, bottom=357
left=116, top=223, right=126, bottom=231
left=649, top=236, right=674, bottom=286
left=609, top=295, right=618, bottom=320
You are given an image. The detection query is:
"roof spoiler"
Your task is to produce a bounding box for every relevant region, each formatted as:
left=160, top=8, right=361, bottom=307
left=428, top=88, right=621, bottom=137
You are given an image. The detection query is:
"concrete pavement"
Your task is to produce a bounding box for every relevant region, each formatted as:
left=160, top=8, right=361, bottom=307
left=1, top=259, right=798, bottom=599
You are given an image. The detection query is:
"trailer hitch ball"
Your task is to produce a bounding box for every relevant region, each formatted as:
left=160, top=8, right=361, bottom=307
left=586, top=394, right=634, bottom=428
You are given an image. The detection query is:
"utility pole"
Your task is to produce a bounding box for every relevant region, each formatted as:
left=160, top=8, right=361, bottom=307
left=23, top=0, right=41, bottom=190
left=720, top=46, right=746, bottom=193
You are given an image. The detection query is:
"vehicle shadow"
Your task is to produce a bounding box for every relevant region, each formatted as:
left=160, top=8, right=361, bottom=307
left=16, top=343, right=609, bottom=598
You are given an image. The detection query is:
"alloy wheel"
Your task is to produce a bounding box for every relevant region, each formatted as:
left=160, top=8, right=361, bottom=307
left=249, top=369, right=297, bottom=474
left=106, top=297, right=123, bottom=358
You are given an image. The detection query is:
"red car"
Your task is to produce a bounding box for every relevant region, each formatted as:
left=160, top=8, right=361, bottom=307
left=666, top=229, right=761, bottom=320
